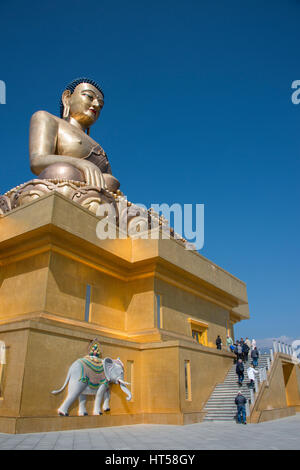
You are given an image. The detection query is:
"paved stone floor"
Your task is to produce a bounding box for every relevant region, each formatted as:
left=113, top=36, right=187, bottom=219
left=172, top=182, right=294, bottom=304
left=0, top=414, right=300, bottom=450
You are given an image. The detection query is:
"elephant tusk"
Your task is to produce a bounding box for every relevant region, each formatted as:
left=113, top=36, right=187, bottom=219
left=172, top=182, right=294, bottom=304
left=119, top=379, right=130, bottom=386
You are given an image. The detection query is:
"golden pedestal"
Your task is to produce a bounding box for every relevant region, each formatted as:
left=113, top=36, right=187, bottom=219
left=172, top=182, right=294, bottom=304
left=0, top=193, right=249, bottom=433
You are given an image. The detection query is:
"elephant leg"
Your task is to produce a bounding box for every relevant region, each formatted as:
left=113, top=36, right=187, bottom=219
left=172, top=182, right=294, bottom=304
left=103, top=387, right=111, bottom=412
left=93, top=384, right=107, bottom=415
left=58, top=381, right=86, bottom=416
left=78, top=394, right=88, bottom=416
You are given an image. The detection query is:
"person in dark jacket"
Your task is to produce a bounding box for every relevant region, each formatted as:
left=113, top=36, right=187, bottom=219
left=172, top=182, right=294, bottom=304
left=251, top=347, right=259, bottom=367
left=216, top=335, right=222, bottom=350
left=235, top=391, right=247, bottom=424
left=236, top=359, right=244, bottom=385
left=242, top=342, right=250, bottom=362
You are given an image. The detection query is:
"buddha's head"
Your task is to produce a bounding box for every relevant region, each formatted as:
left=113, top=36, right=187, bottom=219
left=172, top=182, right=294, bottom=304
left=60, top=78, right=104, bottom=130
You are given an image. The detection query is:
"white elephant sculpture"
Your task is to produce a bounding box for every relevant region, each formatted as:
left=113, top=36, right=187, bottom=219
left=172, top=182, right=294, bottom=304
left=51, top=356, right=131, bottom=416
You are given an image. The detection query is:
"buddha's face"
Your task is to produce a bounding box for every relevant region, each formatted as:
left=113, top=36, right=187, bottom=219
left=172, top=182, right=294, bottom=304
left=63, top=83, right=104, bottom=128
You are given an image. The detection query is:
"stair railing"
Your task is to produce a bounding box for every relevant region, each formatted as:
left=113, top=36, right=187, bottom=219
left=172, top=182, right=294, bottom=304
left=271, top=339, right=296, bottom=361
left=245, top=400, right=250, bottom=417
left=246, top=357, right=270, bottom=416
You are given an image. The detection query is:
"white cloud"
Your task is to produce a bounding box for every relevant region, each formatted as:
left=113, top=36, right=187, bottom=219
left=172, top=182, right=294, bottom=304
left=255, top=336, right=296, bottom=349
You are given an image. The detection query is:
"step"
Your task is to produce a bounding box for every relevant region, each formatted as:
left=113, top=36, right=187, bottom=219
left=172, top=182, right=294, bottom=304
left=206, top=404, right=249, bottom=407
left=215, top=384, right=254, bottom=387
left=209, top=391, right=250, bottom=394
left=215, top=383, right=253, bottom=386
left=220, top=381, right=257, bottom=384
left=210, top=395, right=251, bottom=399
left=223, top=379, right=259, bottom=383
left=224, top=377, right=261, bottom=380
left=204, top=419, right=236, bottom=422
left=223, top=382, right=259, bottom=385
left=208, top=395, right=251, bottom=398
left=206, top=400, right=250, bottom=404
left=204, top=420, right=236, bottom=422
left=209, top=396, right=251, bottom=400
left=205, top=402, right=238, bottom=406
left=207, top=396, right=250, bottom=400
left=223, top=382, right=259, bottom=386
left=226, top=372, right=266, bottom=376
left=211, top=389, right=252, bottom=392
left=208, top=400, right=250, bottom=404
left=203, top=418, right=236, bottom=422
left=227, top=369, right=267, bottom=373
left=226, top=372, right=265, bottom=374
left=211, top=388, right=252, bottom=392
left=205, top=406, right=240, bottom=411
left=210, top=391, right=252, bottom=395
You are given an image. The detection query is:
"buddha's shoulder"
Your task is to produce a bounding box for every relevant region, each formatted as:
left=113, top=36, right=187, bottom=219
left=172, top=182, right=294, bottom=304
left=30, top=110, right=62, bottom=125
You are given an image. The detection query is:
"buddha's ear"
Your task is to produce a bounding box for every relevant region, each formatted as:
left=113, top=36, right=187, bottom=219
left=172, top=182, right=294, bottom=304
left=62, top=90, right=71, bottom=119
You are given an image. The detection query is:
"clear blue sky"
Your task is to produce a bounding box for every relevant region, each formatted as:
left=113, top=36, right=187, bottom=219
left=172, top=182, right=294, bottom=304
left=0, top=0, right=299, bottom=342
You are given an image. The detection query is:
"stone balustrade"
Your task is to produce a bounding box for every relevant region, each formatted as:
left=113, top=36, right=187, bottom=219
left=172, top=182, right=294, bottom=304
left=271, top=339, right=295, bottom=357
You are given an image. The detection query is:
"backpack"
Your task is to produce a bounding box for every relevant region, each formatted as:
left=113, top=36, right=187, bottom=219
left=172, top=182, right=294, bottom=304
left=237, top=345, right=242, bottom=354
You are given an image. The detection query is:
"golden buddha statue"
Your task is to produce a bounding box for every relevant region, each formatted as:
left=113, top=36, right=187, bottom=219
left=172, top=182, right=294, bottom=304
left=29, top=78, right=120, bottom=192
left=0, top=77, right=185, bottom=246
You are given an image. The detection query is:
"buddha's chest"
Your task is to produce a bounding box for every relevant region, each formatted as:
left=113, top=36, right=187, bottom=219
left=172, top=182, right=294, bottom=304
left=57, top=124, right=102, bottom=159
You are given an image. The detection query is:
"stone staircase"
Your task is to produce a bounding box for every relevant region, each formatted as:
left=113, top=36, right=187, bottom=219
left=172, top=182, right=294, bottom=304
left=203, top=354, right=270, bottom=422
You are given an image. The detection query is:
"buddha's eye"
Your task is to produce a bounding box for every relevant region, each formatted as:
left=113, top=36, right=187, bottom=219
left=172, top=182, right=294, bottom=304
left=83, top=93, right=93, bottom=100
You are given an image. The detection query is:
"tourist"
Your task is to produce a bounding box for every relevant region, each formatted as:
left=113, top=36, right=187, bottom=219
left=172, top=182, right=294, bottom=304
left=251, top=347, right=259, bottom=367
left=251, top=338, right=256, bottom=350
left=226, top=335, right=233, bottom=351
left=236, top=359, right=244, bottom=385
left=247, top=365, right=258, bottom=389
left=232, top=343, right=238, bottom=363
left=236, top=342, right=243, bottom=361
left=235, top=391, right=247, bottom=424
left=216, top=335, right=222, bottom=350
left=245, top=337, right=251, bottom=350
left=242, top=341, right=250, bottom=362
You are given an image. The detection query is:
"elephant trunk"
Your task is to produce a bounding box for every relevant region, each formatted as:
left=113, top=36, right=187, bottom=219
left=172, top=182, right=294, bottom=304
left=119, top=382, right=132, bottom=401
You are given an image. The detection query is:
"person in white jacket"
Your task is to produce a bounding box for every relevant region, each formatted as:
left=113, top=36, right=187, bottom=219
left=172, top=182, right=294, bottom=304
left=251, top=338, right=256, bottom=350
left=247, top=365, right=258, bottom=389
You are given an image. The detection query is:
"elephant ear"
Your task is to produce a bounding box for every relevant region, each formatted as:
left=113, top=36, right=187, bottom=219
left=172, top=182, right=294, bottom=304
left=103, top=357, right=124, bottom=384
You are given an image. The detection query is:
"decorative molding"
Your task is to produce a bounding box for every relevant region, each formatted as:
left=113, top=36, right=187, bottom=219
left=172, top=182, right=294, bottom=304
left=187, top=318, right=209, bottom=328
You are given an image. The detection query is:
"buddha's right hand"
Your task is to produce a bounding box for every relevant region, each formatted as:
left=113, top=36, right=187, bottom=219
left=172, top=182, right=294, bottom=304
left=77, top=160, right=106, bottom=189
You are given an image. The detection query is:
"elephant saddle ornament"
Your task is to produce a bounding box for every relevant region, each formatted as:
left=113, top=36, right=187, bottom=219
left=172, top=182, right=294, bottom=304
left=79, top=356, right=108, bottom=390
left=88, top=338, right=102, bottom=358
